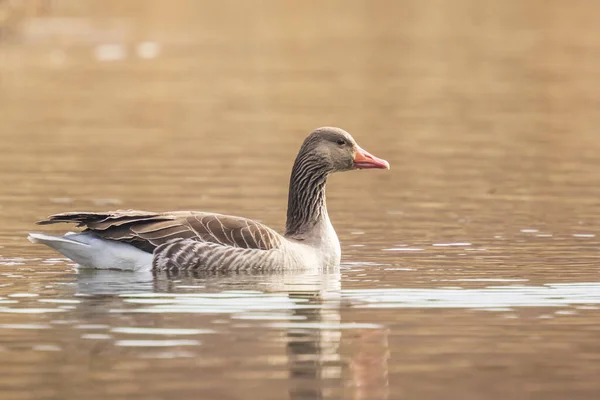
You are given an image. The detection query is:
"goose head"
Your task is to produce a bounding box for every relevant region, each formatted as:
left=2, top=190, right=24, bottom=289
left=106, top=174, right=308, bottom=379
left=286, top=127, right=390, bottom=238
left=299, top=127, right=390, bottom=173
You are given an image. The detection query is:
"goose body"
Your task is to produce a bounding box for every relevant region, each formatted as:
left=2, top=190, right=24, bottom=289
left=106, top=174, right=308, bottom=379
left=29, top=127, right=389, bottom=272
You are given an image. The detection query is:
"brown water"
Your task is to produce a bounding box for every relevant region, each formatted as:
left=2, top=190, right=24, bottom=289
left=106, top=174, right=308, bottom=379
left=1, top=1, right=600, bottom=399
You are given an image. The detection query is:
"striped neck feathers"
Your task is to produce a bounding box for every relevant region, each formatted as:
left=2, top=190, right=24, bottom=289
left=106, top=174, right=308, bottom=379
left=284, top=147, right=332, bottom=238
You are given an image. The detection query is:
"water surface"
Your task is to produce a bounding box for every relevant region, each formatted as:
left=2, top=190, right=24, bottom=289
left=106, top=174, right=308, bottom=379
left=1, top=1, right=600, bottom=399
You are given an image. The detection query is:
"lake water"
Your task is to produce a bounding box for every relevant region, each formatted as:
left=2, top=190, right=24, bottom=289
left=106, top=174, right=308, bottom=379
left=1, top=1, right=600, bottom=399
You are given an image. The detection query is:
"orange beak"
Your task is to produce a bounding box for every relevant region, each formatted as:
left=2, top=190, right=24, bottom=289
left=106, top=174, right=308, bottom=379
left=353, top=145, right=390, bottom=170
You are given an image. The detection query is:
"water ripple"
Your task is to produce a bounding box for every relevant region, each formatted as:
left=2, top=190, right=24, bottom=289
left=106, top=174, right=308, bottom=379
left=343, top=282, right=600, bottom=309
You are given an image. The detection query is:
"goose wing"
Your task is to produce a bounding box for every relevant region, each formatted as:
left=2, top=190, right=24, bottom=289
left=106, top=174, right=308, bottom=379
left=38, top=210, right=284, bottom=253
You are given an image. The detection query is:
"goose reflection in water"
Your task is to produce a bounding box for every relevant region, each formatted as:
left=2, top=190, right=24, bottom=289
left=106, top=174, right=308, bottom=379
left=73, top=267, right=390, bottom=400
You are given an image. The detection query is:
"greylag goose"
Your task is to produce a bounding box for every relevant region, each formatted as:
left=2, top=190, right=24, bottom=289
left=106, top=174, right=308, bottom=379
left=28, top=127, right=390, bottom=272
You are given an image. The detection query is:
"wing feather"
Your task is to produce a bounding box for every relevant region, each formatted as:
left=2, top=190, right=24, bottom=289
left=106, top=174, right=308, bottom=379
left=37, top=210, right=283, bottom=253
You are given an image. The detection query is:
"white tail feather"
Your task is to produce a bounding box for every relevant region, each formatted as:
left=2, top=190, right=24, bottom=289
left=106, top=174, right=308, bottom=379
left=28, top=232, right=152, bottom=271
left=28, top=233, right=89, bottom=247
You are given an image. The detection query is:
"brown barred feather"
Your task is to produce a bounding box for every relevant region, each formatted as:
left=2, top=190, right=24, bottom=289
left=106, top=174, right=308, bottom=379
left=37, top=210, right=283, bottom=254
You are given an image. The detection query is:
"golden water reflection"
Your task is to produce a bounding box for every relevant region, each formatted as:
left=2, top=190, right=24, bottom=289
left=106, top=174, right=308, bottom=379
left=2, top=0, right=600, bottom=399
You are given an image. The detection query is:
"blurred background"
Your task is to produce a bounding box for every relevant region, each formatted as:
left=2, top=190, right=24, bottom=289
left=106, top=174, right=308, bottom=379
left=1, top=1, right=600, bottom=399
left=2, top=0, right=600, bottom=232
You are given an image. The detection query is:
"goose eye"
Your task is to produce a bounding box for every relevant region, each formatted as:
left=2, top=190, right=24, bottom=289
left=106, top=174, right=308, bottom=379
left=336, top=139, right=346, bottom=146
